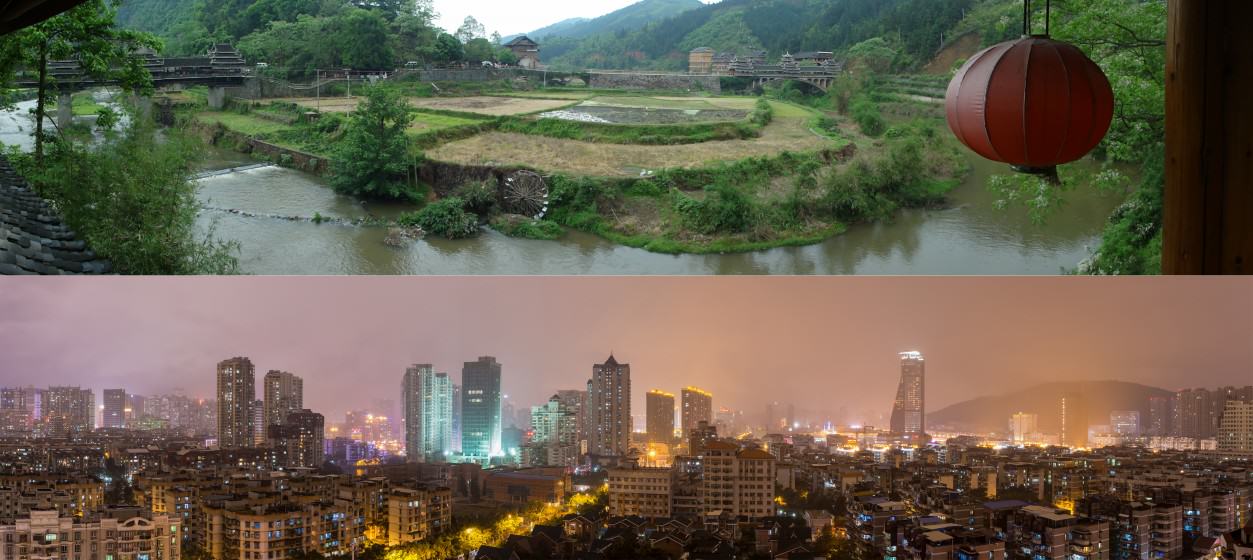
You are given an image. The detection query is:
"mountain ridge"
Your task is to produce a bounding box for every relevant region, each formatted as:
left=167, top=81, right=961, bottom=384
left=928, top=380, right=1173, bottom=435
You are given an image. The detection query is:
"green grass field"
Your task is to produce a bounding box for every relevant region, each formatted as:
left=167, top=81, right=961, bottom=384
left=408, top=111, right=485, bottom=133
left=196, top=112, right=296, bottom=136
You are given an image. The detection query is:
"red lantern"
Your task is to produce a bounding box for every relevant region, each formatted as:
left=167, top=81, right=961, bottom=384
left=945, top=35, right=1114, bottom=180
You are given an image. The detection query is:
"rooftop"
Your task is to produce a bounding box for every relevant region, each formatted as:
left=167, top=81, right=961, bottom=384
left=0, top=156, right=110, bottom=274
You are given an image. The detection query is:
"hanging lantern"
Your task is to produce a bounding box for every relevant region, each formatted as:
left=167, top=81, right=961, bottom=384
left=944, top=0, right=1114, bottom=182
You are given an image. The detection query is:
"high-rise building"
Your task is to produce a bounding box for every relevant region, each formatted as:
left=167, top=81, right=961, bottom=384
left=0, top=387, right=33, bottom=433
left=1147, top=396, right=1172, bottom=436
left=1217, top=400, right=1252, bottom=454
left=1060, top=392, right=1089, bottom=449
left=263, top=370, right=303, bottom=429
left=524, top=395, right=579, bottom=467
left=889, top=351, right=926, bottom=437
left=451, top=384, right=462, bottom=453
left=588, top=354, right=631, bottom=457
left=646, top=390, right=675, bottom=443
left=268, top=409, right=325, bottom=467
left=555, top=389, right=588, bottom=452
left=216, top=357, right=256, bottom=448
left=40, top=386, right=93, bottom=437
left=461, top=356, right=502, bottom=463
left=1110, top=410, right=1141, bottom=436
left=1174, top=388, right=1214, bottom=439
left=1009, top=412, right=1038, bottom=443
left=403, top=364, right=453, bottom=462
left=251, top=400, right=266, bottom=446
left=102, top=389, right=127, bottom=429
left=681, top=386, right=713, bottom=435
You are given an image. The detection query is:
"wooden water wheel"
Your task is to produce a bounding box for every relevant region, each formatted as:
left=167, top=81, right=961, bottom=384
left=501, top=170, right=548, bottom=219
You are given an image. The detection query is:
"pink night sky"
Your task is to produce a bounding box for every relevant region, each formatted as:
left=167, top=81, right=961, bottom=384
left=0, top=277, right=1249, bottom=425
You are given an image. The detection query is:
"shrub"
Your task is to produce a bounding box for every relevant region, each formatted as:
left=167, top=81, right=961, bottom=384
left=399, top=197, right=479, bottom=239
left=455, top=180, right=498, bottom=217
left=491, top=216, right=564, bottom=240
left=749, top=98, right=774, bottom=127
left=851, top=95, right=886, bottom=137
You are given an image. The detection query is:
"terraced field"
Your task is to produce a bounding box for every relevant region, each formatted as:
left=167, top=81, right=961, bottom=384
left=427, top=108, right=830, bottom=177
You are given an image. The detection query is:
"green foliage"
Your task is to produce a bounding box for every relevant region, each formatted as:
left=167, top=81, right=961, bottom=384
left=676, top=9, right=764, bottom=55
left=0, top=0, right=160, bottom=159
left=237, top=9, right=394, bottom=80
left=8, top=121, right=239, bottom=274
left=672, top=183, right=754, bottom=234
left=748, top=98, right=773, bottom=127
left=846, top=37, right=898, bottom=74
left=850, top=95, right=885, bottom=137
left=399, top=197, right=479, bottom=239
left=454, top=180, right=498, bottom=217
left=330, top=86, right=415, bottom=199
left=1081, top=149, right=1163, bottom=275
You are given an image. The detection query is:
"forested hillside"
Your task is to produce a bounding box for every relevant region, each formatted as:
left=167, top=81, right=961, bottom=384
left=114, top=0, right=196, bottom=37
left=526, top=0, right=703, bottom=41
left=542, top=0, right=974, bottom=71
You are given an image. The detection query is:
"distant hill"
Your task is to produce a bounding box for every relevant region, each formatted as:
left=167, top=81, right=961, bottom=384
left=543, top=0, right=974, bottom=71
left=525, top=0, right=704, bottom=41
left=928, top=380, right=1173, bottom=434
left=115, top=0, right=197, bottom=37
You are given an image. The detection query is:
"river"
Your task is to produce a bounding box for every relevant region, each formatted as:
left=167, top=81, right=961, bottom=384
left=194, top=144, right=1125, bottom=275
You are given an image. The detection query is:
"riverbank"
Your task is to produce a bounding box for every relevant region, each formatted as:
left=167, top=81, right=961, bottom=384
left=183, top=89, right=971, bottom=255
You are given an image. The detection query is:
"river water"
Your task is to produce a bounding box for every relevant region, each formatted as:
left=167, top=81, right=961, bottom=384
left=194, top=145, right=1124, bottom=275
left=0, top=97, right=1125, bottom=275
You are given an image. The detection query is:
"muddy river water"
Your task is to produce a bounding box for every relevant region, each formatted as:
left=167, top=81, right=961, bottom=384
left=194, top=144, right=1124, bottom=275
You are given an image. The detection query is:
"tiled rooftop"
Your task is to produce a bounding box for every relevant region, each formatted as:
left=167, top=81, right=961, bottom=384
left=0, top=156, right=110, bottom=274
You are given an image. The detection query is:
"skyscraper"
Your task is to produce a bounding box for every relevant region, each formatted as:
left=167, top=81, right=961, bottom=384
left=588, top=354, right=631, bottom=457
left=451, top=384, right=462, bottom=453
left=0, top=387, right=33, bottom=433
left=889, top=351, right=925, bottom=437
left=102, top=389, right=127, bottom=429
left=251, top=399, right=266, bottom=446
left=681, top=386, right=713, bottom=435
left=1174, top=388, right=1214, bottom=439
left=461, top=356, right=502, bottom=463
left=525, top=395, right=579, bottom=467
left=403, top=364, right=453, bottom=462
left=1060, top=392, right=1089, bottom=448
left=646, top=390, right=675, bottom=443
left=263, top=370, right=303, bottom=428
left=216, top=357, right=256, bottom=448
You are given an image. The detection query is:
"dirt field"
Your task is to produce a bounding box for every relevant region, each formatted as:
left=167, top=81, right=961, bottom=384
left=275, top=97, right=361, bottom=113
left=274, top=95, right=573, bottom=116
left=426, top=116, right=832, bottom=177
left=407, top=96, right=573, bottom=115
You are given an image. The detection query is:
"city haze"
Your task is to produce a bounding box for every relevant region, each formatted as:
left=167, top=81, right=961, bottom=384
left=0, top=277, right=1249, bottom=425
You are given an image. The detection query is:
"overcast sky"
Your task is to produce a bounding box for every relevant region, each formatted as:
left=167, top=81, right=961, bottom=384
left=431, top=0, right=717, bottom=38
left=0, top=277, right=1249, bottom=426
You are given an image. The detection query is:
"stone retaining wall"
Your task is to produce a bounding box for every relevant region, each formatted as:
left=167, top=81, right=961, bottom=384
left=588, top=72, right=721, bottom=94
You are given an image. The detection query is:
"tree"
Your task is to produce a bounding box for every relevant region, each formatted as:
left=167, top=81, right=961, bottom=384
left=330, top=86, right=415, bottom=199
left=454, top=15, right=485, bottom=44
left=7, top=118, right=239, bottom=274
left=462, top=37, right=494, bottom=63
left=0, top=0, right=158, bottom=161
left=331, top=8, right=395, bottom=70
left=432, top=32, right=463, bottom=64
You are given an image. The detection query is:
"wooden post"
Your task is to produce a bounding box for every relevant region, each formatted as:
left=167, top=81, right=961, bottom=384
left=1164, top=0, right=1253, bottom=274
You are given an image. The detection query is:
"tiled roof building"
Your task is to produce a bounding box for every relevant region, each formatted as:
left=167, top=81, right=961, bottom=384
left=0, top=156, right=110, bottom=274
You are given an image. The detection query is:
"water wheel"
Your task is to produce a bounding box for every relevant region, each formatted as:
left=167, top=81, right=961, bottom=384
left=501, top=170, right=549, bottom=219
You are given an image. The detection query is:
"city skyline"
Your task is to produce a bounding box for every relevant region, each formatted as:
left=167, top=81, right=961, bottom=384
left=0, top=278, right=1249, bottom=424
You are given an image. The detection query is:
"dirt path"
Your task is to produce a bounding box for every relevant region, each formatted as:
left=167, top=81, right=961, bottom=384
left=426, top=117, right=833, bottom=177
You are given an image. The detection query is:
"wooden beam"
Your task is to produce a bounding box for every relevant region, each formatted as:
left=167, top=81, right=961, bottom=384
left=1164, top=0, right=1253, bottom=274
